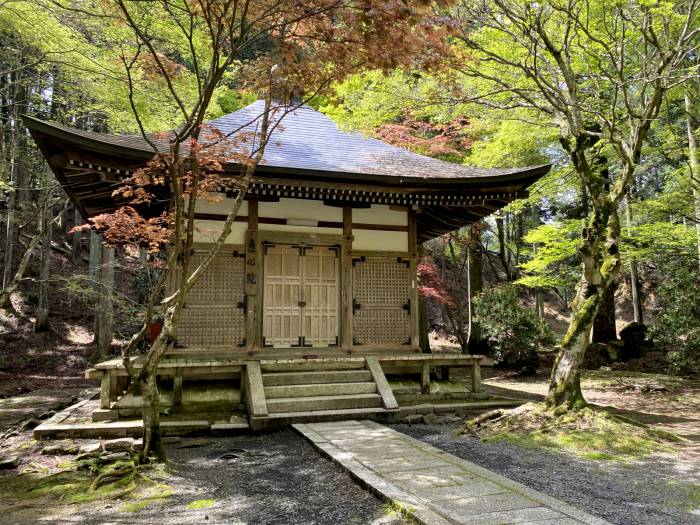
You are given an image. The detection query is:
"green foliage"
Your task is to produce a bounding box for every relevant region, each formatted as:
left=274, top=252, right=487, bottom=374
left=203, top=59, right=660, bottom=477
left=466, top=115, right=555, bottom=169
left=517, top=219, right=581, bottom=290
left=132, top=266, right=165, bottom=306
left=61, top=276, right=145, bottom=341
left=473, top=284, right=555, bottom=371
left=216, top=90, right=257, bottom=115
left=650, top=265, right=700, bottom=375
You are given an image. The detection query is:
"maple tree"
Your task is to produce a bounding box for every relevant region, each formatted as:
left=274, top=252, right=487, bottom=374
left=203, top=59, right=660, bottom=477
left=60, top=0, right=451, bottom=462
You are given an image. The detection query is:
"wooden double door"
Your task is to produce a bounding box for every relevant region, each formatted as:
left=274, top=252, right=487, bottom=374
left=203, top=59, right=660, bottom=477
left=262, top=244, right=339, bottom=348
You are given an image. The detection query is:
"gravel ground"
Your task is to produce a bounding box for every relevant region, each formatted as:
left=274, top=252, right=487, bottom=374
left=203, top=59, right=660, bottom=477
left=392, top=422, right=700, bottom=525
left=8, top=429, right=407, bottom=525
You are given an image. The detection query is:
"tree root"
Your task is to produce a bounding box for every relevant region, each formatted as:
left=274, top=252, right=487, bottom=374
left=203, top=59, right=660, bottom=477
left=90, top=458, right=137, bottom=491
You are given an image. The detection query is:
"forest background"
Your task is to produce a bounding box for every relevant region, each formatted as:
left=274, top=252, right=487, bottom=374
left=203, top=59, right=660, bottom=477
left=1, top=0, right=699, bottom=403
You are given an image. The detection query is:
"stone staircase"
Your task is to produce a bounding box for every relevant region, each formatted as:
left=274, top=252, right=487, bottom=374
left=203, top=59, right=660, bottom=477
left=247, top=358, right=398, bottom=430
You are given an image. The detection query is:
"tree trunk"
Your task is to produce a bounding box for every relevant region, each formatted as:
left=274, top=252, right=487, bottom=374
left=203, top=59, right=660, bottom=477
left=591, top=280, right=616, bottom=342
left=0, top=228, right=42, bottom=310
left=685, top=89, right=700, bottom=272
left=467, top=223, right=483, bottom=351
left=89, top=231, right=102, bottom=343
left=495, top=215, right=511, bottom=281
left=139, top=372, right=165, bottom=463
left=34, top=185, right=53, bottom=332
left=72, top=207, right=82, bottom=264
left=546, top=205, right=622, bottom=409
left=624, top=195, right=643, bottom=323
left=1, top=186, right=17, bottom=311
left=94, top=245, right=114, bottom=361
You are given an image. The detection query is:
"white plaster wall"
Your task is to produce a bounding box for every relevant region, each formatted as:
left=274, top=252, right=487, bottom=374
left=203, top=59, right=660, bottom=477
left=353, top=230, right=408, bottom=252
left=260, top=198, right=342, bottom=221
left=353, top=204, right=407, bottom=226
left=191, top=198, right=408, bottom=249
left=259, top=224, right=342, bottom=235
left=193, top=219, right=247, bottom=244
left=192, top=195, right=248, bottom=215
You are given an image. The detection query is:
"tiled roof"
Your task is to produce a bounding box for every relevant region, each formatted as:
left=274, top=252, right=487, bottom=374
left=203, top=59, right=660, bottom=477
left=24, top=100, right=549, bottom=183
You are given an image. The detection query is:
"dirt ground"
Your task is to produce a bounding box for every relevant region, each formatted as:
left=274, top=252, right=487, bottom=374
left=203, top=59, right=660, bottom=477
left=1, top=430, right=406, bottom=525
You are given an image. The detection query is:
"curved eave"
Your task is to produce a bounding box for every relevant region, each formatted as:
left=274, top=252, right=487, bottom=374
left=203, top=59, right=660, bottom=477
left=23, top=115, right=154, bottom=161
left=23, top=115, right=551, bottom=188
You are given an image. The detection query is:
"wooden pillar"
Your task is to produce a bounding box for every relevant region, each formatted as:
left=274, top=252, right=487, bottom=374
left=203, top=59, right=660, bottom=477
left=408, top=208, right=420, bottom=348
left=421, top=363, right=431, bottom=394
left=72, top=206, right=82, bottom=264
left=341, top=207, right=353, bottom=350
left=471, top=360, right=483, bottom=394
left=173, top=367, right=183, bottom=406
left=96, top=245, right=114, bottom=359
left=100, top=371, right=111, bottom=409
left=89, top=231, right=102, bottom=343
left=245, top=200, right=259, bottom=350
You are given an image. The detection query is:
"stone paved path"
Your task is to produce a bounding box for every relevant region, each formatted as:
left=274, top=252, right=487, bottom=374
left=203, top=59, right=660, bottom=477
left=294, top=420, right=611, bottom=525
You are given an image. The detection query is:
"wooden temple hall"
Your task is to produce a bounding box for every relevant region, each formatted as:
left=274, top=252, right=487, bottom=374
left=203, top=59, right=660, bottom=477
left=25, top=101, right=549, bottom=432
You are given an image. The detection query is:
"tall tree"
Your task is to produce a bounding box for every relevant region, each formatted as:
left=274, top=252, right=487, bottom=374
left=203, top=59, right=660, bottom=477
left=452, top=0, right=700, bottom=408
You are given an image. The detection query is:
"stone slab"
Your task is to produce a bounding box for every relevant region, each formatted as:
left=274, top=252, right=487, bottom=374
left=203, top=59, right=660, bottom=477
left=294, top=420, right=612, bottom=525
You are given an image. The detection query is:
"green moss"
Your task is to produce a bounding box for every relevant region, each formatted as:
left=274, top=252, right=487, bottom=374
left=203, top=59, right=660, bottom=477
left=477, top=406, right=679, bottom=462
left=121, top=483, right=173, bottom=512
left=186, top=498, right=216, bottom=510
left=684, top=484, right=700, bottom=510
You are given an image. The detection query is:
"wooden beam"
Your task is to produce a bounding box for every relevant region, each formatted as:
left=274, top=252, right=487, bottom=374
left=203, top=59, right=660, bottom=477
left=341, top=207, right=353, bottom=349
left=471, top=361, right=483, bottom=394
left=99, top=371, right=111, bottom=409
left=421, top=363, right=431, bottom=394
left=245, top=200, right=259, bottom=350
left=408, top=208, right=419, bottom=348
left=244, top=361, right=268, bottom=416
left=173, top=367, right=183, bottom=406
left=366, top=356, right=398, bottom=409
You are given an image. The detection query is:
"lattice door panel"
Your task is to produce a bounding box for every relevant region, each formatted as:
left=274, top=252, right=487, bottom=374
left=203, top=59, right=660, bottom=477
left=178, top=306, right=246, bottom=347
left=302, top=247, right=339, bottom=347
left=178, top=251, right=246, bottom=348
left=352, top=257, right=411, bottom=345
left=262, top=245, right=302, bottom=347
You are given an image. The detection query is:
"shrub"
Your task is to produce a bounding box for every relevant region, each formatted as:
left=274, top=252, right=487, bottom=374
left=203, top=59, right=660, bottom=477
left=473, top=284, right=555, bottom=373
left=649, top=265, right=700, bottom=376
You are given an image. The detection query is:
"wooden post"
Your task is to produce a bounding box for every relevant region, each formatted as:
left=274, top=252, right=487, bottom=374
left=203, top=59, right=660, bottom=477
left=244, top=361, right=267, bottom=416
left=421, top=363, right=431, bottom=394
left=173, top=367, right=183, bottom=406
left=366, top=356, right=398, bottom=409
left=245, top=200, right=259, bottom=350
left=109, top=370, right=120, bottom=403
left=408, top=208, right=420, bottom=348
left=341, top=207, right=353, bottom=350
left=72, top=206, right=82, bottom=264
left=100, top=372, right=112, bottom=409
left=96, top=245, right=114, bottom=360
left=89, top=231, right=102, bottom=343
left=471, top=360, right=483, bottom=394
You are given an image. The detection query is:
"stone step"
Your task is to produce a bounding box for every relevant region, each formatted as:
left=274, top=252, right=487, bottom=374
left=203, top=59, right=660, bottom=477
left=260, top=360, right=367, bottom=372
left=250, top=407, right=394, bottom=431
left=266, top=393, right=383, bottom=414
left=265, top=382, right=377, bottom=399
left=262, top=370, right=372, bottom=386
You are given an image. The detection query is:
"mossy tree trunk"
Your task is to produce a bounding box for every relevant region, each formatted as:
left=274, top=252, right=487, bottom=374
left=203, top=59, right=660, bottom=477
left=546, top=190, right=622, bottom=409
left=591, top=280, right=616, bottom=342
left=685, top=87, right=700, bottom=273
